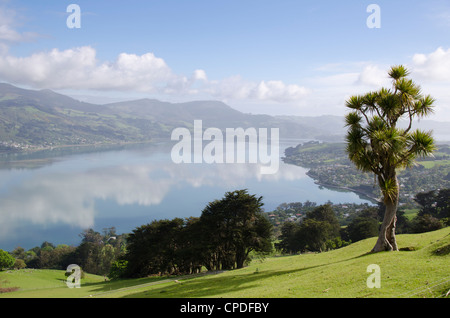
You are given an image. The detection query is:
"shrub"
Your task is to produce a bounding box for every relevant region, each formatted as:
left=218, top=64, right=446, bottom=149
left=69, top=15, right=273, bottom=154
left=108, top=260, right=128, bottom=280
left=410, top=214, right=443, bottom=233
left=14, top=259, right=26, bottom=269
left=345, top=216, right=379, bottom=242
left=0, top=250, right=15, bottom=270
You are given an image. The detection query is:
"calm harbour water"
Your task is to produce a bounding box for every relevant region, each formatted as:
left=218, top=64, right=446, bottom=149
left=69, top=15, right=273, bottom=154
left=0, top=139, right=372, bottom=251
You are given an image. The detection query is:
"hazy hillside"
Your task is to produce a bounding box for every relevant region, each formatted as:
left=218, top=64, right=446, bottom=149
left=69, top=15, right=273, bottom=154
left=279, top=114, right=450, bottom=143
left=0, top=83, right=165, bottom=148
left=276, top=115, right=347, bottom=142
left=1, top=83, right=448, bottom=150
left=0, top=84, right=339, bottom=149
left=101, top=99, right=333, bottom=139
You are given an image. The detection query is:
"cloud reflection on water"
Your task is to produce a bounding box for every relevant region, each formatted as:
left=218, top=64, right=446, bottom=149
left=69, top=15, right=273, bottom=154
left=0, top=152, right=308, bottom=240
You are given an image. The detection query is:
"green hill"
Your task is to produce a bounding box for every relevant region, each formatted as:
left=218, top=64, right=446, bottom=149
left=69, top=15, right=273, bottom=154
left=2, top=83, right=449, bottom=152
left=0, top=83, right=335, bottom=150
left=1, top=227, right=448, bottom=298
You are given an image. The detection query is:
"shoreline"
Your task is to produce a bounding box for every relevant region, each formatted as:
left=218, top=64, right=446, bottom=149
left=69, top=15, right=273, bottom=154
left=304, top=169, right=380, bottom=204
left=0, top=139, right=163, bottom=163
left=3, top=138, right=158, bottom=153
left=312, top=179, right=380, bottom=204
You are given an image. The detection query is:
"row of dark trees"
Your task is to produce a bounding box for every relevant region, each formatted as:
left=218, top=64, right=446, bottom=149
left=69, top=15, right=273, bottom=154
left=275, top=204, right=349, bottom=254
left=8, top=227, right=126, bottom=276
left=122, top=190, right=273, bottom=278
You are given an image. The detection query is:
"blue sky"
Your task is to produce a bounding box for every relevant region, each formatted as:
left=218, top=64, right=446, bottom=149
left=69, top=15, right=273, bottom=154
left=2, top=0, right=450, bottom=120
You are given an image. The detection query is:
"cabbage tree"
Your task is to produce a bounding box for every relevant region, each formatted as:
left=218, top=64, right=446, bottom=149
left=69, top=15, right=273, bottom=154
left=345, top=65, right=436, bottom=252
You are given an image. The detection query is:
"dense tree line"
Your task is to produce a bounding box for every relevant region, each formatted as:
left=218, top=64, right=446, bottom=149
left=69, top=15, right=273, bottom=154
left=122, top=190, right=273, bottom=278
left=411, top=188, right=449, bottom=232
left=5, top=227, right=126, bottom=276
left=275, top=204, right=349, bottom=254
left=123, top=218, right=200, bottom=277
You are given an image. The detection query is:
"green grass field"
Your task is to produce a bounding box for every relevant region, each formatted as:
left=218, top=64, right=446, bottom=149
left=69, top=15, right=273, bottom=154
left=402, top=208, right=420, bottom=220
left=419, top=159, right=450, bottom=169
left=1, top=227, right=449, bottom=298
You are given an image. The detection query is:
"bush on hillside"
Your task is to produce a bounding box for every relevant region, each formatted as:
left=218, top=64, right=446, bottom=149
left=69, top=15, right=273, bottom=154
left=0, top=250, right=15, bottom=270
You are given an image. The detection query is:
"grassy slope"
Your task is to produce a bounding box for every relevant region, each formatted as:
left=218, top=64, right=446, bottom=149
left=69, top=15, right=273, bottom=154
left=1, top=227, right=449, bottom=298
left=419, top=159, right=450, bottom=169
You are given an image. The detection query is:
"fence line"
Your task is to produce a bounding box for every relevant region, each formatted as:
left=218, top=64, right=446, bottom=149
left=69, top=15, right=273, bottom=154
left=395, top=276, right=450, bottom=298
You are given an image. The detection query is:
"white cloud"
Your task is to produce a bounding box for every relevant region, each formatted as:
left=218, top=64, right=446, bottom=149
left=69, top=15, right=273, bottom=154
left=193, top=69, right=208, bottom=81
left=254, top=80, right=310, bottom=102
left=0, top=46, right=177, bottom=92
left=357, top=64, right=390, bottom=87
left=412, top=47, right=450, bottom=82
left=290, top=59, right=450, bottom=120
left=204, top=75, right=310, bottom=102
left=408, top=47, right=450, bottom=120
left=307, top=50, right=450, bottom=120
left=0, top=45, right=310, bottom=103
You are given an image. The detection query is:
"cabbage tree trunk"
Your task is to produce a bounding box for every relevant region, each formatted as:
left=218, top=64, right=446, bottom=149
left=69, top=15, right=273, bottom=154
left=372, top=176, right=399, bottom=252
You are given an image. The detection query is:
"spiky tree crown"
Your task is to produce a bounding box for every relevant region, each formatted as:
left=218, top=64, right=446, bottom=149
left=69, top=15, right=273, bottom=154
left=345, top=65, right=436, bottom=202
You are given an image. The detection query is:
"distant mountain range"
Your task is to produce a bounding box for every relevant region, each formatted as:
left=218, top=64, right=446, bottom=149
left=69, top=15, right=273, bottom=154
left=0, top=83, right=449, bottom=150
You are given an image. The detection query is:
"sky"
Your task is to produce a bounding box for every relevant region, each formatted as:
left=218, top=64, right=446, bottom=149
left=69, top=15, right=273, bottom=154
left=1, top=0, right=450, bottom=120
